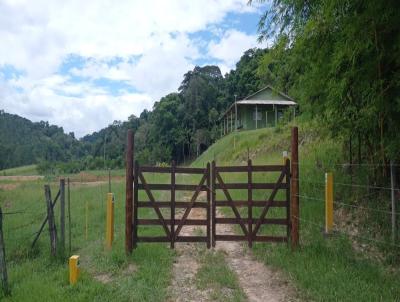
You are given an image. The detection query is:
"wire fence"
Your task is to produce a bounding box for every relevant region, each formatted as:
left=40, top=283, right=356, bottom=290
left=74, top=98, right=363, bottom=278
left=0, top=169, right=120, bottom=259
left=0, top=162, right=398, bottom=259
left=293, top=215, right=400, bottom=249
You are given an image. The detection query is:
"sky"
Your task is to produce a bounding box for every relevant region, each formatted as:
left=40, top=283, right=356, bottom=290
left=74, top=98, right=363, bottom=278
left=0, top=0, right=270, bottom=137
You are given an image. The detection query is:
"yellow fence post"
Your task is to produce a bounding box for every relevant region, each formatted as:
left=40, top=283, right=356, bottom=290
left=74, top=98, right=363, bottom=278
left=325, top=172, right=333, bottom=234
left=282, top=151, right=288, bottom=164
left=69, top=255, right=80, bottom=285
left=106, top=193, right=114, bottom=249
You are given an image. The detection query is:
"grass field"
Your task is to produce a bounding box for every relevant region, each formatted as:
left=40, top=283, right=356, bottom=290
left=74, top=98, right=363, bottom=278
left=192, top=121, right=400, bottom=301
left=0, top=173, right=175, bottom=301
left=0, top=165, right=38, bottom=176
left=1, top=120, right=399, bottom=301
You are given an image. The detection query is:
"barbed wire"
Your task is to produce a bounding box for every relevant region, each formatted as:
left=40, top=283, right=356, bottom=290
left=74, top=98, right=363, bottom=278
left=291, top=162, right=400, bottom=167
left=295, top=194, right=400, bottom=216
left=291, top=177, right=397, bottom=192
left=292, top=215, right=400, bottom=248
left=333, top=201, right=400, bottom=216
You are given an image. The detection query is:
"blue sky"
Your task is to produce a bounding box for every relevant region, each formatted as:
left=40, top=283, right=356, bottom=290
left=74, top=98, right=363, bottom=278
left=0, top=0, right=270, bottom=137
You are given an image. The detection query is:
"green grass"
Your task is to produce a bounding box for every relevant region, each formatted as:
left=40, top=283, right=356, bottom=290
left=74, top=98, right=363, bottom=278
left=196, top=251, right=246, bottom=302
left=192, top=120, right=400, bottom=301
left=0, top=165, right=38, bottom=176
left=0, top=175, right=174, bottom=301
left=2, top=120, right=399, bottom=301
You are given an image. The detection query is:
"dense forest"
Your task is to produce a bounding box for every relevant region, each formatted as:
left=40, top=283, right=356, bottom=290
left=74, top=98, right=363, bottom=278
left=253, top=0, right=400, bottom=168
left=0, top=111, right=81, bottom=170
left=1, top=0, right=399, bottom=177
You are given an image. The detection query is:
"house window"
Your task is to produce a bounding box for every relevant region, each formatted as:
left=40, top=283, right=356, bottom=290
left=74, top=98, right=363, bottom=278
left=253, top=110, right=262, bottom=121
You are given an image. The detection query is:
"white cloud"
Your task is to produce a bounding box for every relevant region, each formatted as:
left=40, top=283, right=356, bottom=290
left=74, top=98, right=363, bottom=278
left=0, top=0, right=266, bottom=136
left=208, top=29, right=267, bottom=73
left=0, top=0, right=252, bottom=77
left=0, top=74, right=152, bottom=137
left=70, top=33, right=199, bottom=100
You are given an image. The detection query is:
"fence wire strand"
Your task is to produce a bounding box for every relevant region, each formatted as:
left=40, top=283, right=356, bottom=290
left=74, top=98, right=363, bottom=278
left=293, top=215, right=400, bottom=248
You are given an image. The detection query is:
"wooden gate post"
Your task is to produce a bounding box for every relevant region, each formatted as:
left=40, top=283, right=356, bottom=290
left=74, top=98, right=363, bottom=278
left=291, top=127, right=299, bottom=249
left=206, top=162, right=211, bottom=249
left=125, top=130, right=134, bottom=254
left=170, top=161, right=176, bottom=249
left=211, top=161, right=216, bottom=248
left=247, top=159, right=253, bottom=248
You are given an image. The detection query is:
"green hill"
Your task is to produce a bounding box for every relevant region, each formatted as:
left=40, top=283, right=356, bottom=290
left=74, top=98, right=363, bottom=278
left=0, top=111, right=81, bottom=170
left=191, top=121, right=400, bottom=301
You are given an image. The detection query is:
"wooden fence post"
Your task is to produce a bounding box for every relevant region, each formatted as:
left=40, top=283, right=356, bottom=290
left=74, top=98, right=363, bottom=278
left=325, top=173, right=333, bottom=234
left=0, top=208, right=10, bottom=296
left=106, top=193, right=114, bottom=249
left=391, top=161, right=397, bottom=243
left=125, top=129, right=134, bottom=254
left=45, top=185, right=57, bottom=257
left=291, top=127, right=299, bottom=249
left=60, top=179, right=65, bottom=256
left=67, top=178, right=71, bottom=255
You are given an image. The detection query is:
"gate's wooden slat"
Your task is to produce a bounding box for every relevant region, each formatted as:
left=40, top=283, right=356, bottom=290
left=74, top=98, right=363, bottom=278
left=137, top=236, right=170, bottom=242
left=138, top=219, right=208, bottom=225
left=137, top=237, right=212, bottom=244
left=253, top=236, right=288, bottom=242
left=140, top=166, right=171, bottom=173
left=215, top=165, right=285, bottom=172
left=214, top=235, right=247, bottom=241
left=214, top=183, right=288, bottom=190
left=251, top=165, right=286, bottom=172
left=137, top=184, right=208, bottom=191
left=215, top=201, right=287, bottom=207
left=215, top=172, right=249, bottom=236
left=215, top=235, right=287, bottom=242
left=138, top=172, right=171, bottom=238
left=175, top=167, right=206, bottom=174
left=139, top=166, right=206, bottom=174
left=174, top=172, right=208, bottom=239
left=215, top=218, right=288, bottom=225
left=138, top=201, right=208, bottom=208
left=175, top=236, right=208, bottom=242
left=252, top=170, right=286, bottom=237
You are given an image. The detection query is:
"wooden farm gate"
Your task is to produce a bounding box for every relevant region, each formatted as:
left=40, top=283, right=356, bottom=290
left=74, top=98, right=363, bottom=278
left=131, top=161, right=211, bottom=249
left=211, top=159, right=291, bottom=247
left=125, top=127, right=299, bottom=253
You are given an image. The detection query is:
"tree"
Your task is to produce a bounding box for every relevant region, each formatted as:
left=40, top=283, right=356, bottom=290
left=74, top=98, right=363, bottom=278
left=254, top=0, right=400, bottom=169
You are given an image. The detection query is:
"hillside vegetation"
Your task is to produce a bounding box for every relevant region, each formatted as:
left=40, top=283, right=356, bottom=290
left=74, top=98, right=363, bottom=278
left=192, top=120, right=400, bottom=301
left=0, top=111, right=80, bottom=170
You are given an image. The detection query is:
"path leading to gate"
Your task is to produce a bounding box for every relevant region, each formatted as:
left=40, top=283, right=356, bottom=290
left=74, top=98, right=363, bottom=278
left=167, top=193, right=297, bottom=302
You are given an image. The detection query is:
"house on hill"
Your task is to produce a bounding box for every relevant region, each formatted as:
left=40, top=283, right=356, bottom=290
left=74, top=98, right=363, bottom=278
left=219, top=86, right=297, bottom=135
